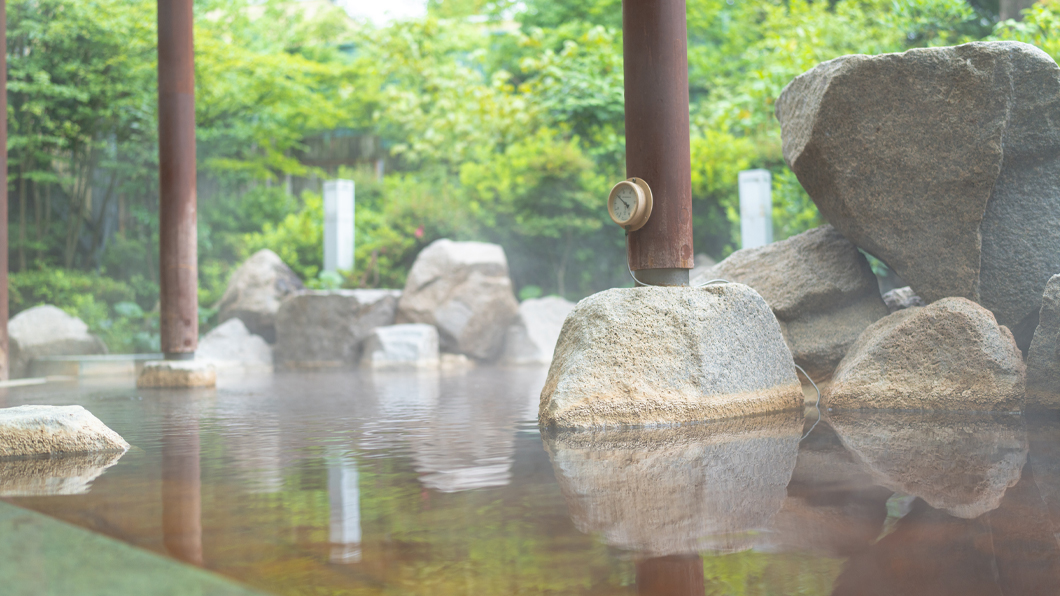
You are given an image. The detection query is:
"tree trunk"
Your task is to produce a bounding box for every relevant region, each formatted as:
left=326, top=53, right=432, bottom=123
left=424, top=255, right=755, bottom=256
left=556, top=229, right=572, bottom=297
left=1000, top=0, right=1038, bottom=21
left=17, top=164, right=24, bottom=272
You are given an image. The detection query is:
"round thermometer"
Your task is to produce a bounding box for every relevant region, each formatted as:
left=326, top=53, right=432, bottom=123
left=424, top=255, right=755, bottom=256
left=607, top=178, right=653, bottom=231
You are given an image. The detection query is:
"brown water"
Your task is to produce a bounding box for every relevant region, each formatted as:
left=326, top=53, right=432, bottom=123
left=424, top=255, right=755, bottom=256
left=2, top=368, right=1059, bottom=595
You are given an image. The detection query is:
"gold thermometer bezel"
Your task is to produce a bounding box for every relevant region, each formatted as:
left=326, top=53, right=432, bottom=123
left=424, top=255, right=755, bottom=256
left=607, top=177, right=653, bottom=231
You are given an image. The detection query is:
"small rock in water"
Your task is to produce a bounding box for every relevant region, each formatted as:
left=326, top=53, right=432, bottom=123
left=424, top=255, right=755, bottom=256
left=692, top=225, right=888, bottom=380
left=1028, top=274, right=1060, bottom=405
left=9, top=305, right=107, bottom=379
left=881, top=286, right=925, bottom=313
left=500, top=296, right=575, bottom=365
left=539, top=284, right=803, bottom=429
left=361, top=324, right=440, bottom=369
left=137, top=360, right=217, bottom=388
left=275, top=289, right=401, bottom=369
left=397, top=239, right=519, bottom=361
left=827, top=298, right=1025, bottom=412
left=0, top=405, right=129, bottom=459
left=216, top=248, right=304, bottom=343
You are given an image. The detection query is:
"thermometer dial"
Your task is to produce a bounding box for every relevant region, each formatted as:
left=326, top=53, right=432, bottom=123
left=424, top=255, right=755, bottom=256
left=607, top=178, right=653, bottom=231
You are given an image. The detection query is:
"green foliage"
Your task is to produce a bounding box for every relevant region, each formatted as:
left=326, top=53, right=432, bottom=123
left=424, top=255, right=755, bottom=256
left=241, top=192, right=325, bottom=283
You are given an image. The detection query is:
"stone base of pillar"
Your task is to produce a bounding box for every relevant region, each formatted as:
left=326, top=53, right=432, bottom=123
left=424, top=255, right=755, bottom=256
left=137, top=361, right=216, bottom=389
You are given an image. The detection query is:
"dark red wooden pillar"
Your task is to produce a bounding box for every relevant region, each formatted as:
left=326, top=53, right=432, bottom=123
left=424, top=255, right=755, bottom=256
left=157, top=0, right=198, bottom=359
left=623, top=0, right=693, bottom=286
left=0, top=0, right=9, bottom=380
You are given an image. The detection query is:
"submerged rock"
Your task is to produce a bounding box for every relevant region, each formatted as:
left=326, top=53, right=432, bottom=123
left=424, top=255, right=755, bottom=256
left=544, top=411, right=801, bottom=555
left=1028, top=274, right=1060, bottom=405
left=397, top=239, right=519, bottom=360
left=0, top=451, right=125, bottom=496
left=197, top=318, right=273, bottom=373
left=829, top=410, right=1026, bottom=519
left=0, top=405, right=129, bottom=459
left=274, top=289, right=400, bottom=369
left=692, top=225, right=887, bottom=379
left=776, top=42, right=1060, bottom=350
left=500, top=296, right=575, bottom=365
left=360, top=324, right=440, bottom=369
left=539, top=284, right=802, bottom=429
left=882, top=286, right=926, bottom=313
left=827, top=298, right=1025, bottom=412
left=9, top=305, right=107, bottom=379
left=216, top=249, right=304, bottom=343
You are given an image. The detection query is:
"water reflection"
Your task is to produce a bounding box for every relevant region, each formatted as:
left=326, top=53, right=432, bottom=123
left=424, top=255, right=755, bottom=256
left=0, top=451, right=125, bottom=496
left=545, top=411, right=803, bottom=555
left=327, top=456, right=361, bottom=563
left=829, top=411, right=1027, bottom=518
left=161, top=402, right=203, bottom=565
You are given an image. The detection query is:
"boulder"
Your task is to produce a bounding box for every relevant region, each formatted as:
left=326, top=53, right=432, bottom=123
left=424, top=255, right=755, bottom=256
left=1028, top=274, right=1060, bottom=405
left=9, top=305, right=107, bottom=379
left=776, top=41, right=1060, bottom=350
left=827, top=298, right=1025, bottom=412
left=216, top=249, right=304, bottom=343
left=360, top=324, right=439, bottom=369
left=691, top=225, right=888, bottom=379
left=274, top=289, right=400, bottom=369
left=544, top=412, right=802, bottom=555
left=196, top=318, right=273, bottom=374
left=829, top=411, right=1027, bottom=519
left=0, top=405, right=129, bottom=459
left=397, top=239, right=519, bottom=360
left=500, top=296, right=575, bottom=365
left=539, top=284, right=803, bottom=429
left=882, top=286, right=926, bottom=313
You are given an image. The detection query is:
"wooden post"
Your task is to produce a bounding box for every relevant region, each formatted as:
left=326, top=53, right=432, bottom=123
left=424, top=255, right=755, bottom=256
left=157, top=0, right=198, bottom=359
left=0, top=0, right=9, bottom=380
left=623, top=0, right=693, bottom=286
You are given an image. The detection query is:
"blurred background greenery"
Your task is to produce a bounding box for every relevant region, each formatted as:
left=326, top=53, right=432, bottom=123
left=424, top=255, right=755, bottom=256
left=6, top=0, right=1055, bottom=350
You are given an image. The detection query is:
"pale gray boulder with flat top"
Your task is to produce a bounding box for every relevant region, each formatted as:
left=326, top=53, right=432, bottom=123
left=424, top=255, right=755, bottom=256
left=9, top=305, right=107, bottom=379
left=197, top=318, right=273, bottom=374
left=0, top=405, right=129, bottom=459
left=275, top=289, right=401, bottom=369
left=776, top=41, right=1060, bottom=350
left=501, top=296, right=575, bottom=365
left=539, top=284, right=803, bottom=429
left=361, top=324, right=439, bottom=369
left=397, top=239, right=519, bottom=361
left=216, top=249, right=304, bottom=343
left=692, top=225, right=887, bottom=379
left=1028, top=274, right=1060, bottom=405
left=827, top=298, right=1026, bottom=412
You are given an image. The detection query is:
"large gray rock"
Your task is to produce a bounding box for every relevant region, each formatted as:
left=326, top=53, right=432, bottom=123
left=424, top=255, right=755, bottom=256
left=830, top=411, right=1027, bottom=519
left=0, top=405, right=129, bottom=459
left=9, top=305, right=106, bottom=379
left=776, top=41, right=1060, bottom=349
left=882, top=286, right=926, bottom=313
left=197, top=318, right=273, bottom=374
left=274, top=289, right=400, bottom=369
left=827, top=298, right=1026, bottom=412
left=1028, top=274, right=1060, bottom=405
left=360, top=324, right=439, bottom=369
left=216, top=249, right=304, bottom=343
left=397, top=239, right=519, bottom=360
left=545, top=411, right=802, bottom=555
left=539, top=285, right=803, bottom=429
left=692, top=225, right=888, bottom=379
left=500, top=296, right=575, bottom=365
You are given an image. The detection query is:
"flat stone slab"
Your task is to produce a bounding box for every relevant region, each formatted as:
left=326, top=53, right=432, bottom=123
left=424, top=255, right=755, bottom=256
left=0, top=406, right=129, bottom=459
left=136, top=361, right=217, bottom=389
left=539, top=285, right=803, bottom=429
left=361, top=324, right=440, bottom=369
left=0, top=500, right=264, bottom=596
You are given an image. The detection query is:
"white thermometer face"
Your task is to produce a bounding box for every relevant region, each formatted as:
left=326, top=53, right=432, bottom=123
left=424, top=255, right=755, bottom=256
left=612, top=185, right=636, bottom=222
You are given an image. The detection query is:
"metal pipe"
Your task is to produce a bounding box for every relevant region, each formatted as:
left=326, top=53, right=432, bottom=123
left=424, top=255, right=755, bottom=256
left=0, top=0, right=9, bottom=380
left=623, top=0, right=693, bottom=283
left=157, top=0, right=198, bottom=359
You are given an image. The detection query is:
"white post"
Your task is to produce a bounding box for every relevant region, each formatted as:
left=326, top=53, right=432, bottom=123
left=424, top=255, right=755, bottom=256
left=738, top=169, right=773, bottom=249
left=323, top=179, right=355, bottom=273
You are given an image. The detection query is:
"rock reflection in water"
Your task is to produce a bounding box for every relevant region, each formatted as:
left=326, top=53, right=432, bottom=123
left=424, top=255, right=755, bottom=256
left=545, top=411, right=802, bottom=555
left=830, top=411, right=1027, bottom=518
left=0, top=451, right=125, bottom=496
